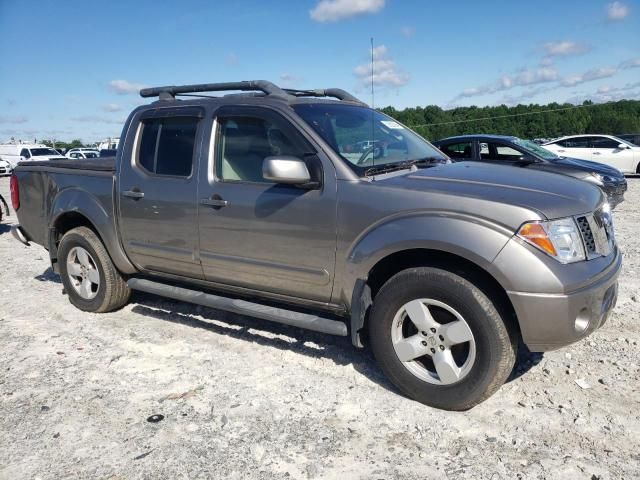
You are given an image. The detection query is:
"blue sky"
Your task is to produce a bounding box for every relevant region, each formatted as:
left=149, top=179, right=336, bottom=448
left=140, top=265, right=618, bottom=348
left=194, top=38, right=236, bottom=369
left=0, top=0, right=638, bottom=142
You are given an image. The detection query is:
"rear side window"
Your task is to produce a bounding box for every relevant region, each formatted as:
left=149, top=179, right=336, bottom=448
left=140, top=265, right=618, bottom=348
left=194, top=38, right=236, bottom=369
left=137, top=117, right=198, bottom=177
left=20, top=149, right=30, bottom=158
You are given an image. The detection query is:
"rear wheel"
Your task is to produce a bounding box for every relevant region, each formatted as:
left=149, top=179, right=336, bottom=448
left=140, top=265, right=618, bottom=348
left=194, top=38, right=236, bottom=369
left=58, top=227, right=130, bottom=312
left=369, top=267, right=517, bottom=411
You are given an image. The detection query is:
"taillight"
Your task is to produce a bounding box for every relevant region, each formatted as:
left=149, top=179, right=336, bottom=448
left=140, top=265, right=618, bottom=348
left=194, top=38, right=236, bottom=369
left=10, top=174, right=19, bottom=210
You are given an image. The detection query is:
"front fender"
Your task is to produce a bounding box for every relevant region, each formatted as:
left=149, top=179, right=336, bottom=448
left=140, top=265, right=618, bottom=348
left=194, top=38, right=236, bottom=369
left=339, top=212, right=514, bottom=308
left=49, top=187, right=137, bottom=274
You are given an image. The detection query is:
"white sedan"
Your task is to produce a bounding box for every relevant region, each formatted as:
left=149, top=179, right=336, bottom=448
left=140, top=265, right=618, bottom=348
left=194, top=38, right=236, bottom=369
left=0, top=158, right=13, bottom=176
left=542, top=135, right=640, bottom=174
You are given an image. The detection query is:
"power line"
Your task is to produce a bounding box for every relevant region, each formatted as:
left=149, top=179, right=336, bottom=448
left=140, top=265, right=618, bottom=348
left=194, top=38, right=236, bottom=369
left=405, top=101, right=608, bottom=129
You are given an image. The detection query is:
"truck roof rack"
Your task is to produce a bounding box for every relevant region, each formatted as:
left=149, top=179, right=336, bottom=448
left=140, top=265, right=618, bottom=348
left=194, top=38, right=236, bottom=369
left=139, top=80, right=365, bottom=104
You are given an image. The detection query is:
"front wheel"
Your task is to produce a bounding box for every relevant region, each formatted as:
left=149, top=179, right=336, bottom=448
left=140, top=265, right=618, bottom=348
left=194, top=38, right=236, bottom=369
left=58, top=226, right=130, bottom=313
left=369, top=267, right=517, bottom=410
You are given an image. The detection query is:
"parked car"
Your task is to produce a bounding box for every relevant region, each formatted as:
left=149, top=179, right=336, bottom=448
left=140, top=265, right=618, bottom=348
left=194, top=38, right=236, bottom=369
left=542, top=135, right=640, bottom=174
left=66, top=148, right=100, bottom=159
left=616, top=134, right=640, bottom=147
left=10, top=80, right=620, bottom=411
left=0, top=158, right=13, bottom=176
left=433, top=134, right=627, bottom=208
left=0, top=144, right=66, bottom=167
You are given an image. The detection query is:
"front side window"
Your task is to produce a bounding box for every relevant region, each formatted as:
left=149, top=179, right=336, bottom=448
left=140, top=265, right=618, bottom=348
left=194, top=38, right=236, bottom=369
left=439, top=142, right=473, bottom=160
left=591, top=137, right=621, bottom=149
left=216, top=116, right=306, bottom=183
left=137, top=117, right=197, bottom=177
left=293, top=103, right=446, bottom=174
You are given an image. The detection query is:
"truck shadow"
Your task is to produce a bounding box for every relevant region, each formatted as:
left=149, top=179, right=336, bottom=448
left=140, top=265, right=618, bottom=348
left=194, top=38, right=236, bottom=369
left=130, top=291, right=540, bottom=396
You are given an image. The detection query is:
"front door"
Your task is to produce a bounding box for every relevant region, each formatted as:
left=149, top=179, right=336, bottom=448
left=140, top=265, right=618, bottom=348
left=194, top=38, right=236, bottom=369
left=589, top=136, right=636, bottom=173
left=118, top=108, right=204, bottom=279
left=197, top=106, right=337, bottom=302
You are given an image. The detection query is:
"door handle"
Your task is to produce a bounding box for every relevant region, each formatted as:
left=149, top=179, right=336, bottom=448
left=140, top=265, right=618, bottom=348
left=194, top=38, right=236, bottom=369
left=593, top=152, right=601, bottom=155
left=123, top=189, right=145, bottom=199
left=200, top=195, right=228, bottom=209
left=557, top=150, right=565, bottom=153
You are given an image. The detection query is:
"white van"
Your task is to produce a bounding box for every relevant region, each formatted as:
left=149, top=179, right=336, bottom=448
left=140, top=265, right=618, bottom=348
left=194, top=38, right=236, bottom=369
left=0, top=144, right=66, bottom=167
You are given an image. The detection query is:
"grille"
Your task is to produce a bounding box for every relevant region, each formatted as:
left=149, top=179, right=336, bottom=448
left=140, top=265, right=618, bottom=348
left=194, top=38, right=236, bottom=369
left=576, top=216, right=597, bottom=254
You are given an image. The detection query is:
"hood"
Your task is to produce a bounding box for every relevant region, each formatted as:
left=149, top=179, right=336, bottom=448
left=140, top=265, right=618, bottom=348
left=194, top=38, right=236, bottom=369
left=550, top=157, right=624, bottom=180
left=31, top=155, right=67, bottom=161
left=378, top=161, right=604, bottom=220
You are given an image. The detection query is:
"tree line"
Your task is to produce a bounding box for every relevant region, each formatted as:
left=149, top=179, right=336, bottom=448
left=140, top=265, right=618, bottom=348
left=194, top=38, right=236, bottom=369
left=380, top=99, right=640, bottom=141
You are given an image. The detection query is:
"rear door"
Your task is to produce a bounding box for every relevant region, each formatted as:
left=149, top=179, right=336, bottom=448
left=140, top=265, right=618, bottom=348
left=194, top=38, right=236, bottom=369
left=551, top=137, right=592, bottom=161
left=589, top=136, right=636, bottom=173
left=196, top=105, right=337, bottom=302
left=118, top=107, right=205, bottom=278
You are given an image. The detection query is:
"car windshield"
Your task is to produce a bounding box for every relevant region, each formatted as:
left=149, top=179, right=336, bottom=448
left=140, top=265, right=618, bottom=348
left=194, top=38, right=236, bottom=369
left=293, top=103, right=447, bottom=174
left=512, top=138, right=559, bottom=161
left=30, top=148, right=61, bottom=157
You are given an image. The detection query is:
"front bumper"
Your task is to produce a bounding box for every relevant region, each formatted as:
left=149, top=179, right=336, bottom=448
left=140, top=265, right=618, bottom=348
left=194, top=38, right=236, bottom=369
left=507, top=249, right=622, bottom=352
left=604, top=181, right=627, bottom=209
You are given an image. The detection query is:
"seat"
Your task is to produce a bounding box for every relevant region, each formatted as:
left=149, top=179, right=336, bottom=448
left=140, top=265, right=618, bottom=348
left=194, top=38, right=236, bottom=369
left=221, top=124, right=269, bottom=182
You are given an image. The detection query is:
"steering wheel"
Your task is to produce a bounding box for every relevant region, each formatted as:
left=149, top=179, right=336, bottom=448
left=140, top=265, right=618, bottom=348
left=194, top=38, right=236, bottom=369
left=357, top=146, right=382, bottom=165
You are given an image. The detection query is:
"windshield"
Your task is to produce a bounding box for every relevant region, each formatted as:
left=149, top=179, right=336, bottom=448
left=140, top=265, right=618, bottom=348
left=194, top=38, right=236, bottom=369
left=512, top=138, right=559, bottom=161
left=30, top=148, right=62, bottom=157
left=293, top=104, right=447, bottom=174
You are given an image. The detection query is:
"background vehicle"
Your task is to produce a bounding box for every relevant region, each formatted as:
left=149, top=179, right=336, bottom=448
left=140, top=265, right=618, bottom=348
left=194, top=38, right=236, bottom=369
left=9, top=80, right=621, bottom=411
left=616, top=134, right=640, bottom=147
left=0, top=158, right=12, bottom=176
left=66, top=148, right=100, bottom=159
left=542, top=135, right=640, bottom=174
left=0, top=144, right=66, bottom=167
left=99, top=148, right=117, bottom=157
left=434, top=134, right=627, bottom=207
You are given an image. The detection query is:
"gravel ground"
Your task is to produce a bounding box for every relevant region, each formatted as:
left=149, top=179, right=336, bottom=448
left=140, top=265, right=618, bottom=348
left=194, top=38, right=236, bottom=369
left=0, top=176, right=638, bottom=480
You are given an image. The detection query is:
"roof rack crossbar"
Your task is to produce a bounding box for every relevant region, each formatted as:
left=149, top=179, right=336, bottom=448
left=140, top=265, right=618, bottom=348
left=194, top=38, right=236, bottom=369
left=283, top=88, right=365, bottom=104
left=140, top=80, right=289, bottom=100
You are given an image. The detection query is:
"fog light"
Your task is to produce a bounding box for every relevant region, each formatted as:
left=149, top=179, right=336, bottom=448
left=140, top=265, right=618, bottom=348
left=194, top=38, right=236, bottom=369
left=575, top=309, right=590, bottom=333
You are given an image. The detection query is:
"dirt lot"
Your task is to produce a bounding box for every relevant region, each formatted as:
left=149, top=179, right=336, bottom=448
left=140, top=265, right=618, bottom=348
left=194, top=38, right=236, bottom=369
left=0, top=176, right=638, bottom=480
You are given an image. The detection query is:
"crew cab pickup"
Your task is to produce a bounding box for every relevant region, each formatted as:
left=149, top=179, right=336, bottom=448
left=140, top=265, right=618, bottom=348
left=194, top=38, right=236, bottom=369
left=10, top=80, right=621, bottom=410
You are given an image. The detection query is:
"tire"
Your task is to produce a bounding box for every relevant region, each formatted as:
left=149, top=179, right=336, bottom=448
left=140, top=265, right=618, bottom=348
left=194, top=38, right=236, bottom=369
left=58, top=226, right=130, bottom=313
left=369, top=267, right=517, bottom=411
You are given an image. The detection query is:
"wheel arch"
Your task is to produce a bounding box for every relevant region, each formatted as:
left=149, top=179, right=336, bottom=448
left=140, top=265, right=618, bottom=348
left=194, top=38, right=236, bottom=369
left=350, top=248, right=520, bottom=349
left=48, top=189, right=136, bottom=275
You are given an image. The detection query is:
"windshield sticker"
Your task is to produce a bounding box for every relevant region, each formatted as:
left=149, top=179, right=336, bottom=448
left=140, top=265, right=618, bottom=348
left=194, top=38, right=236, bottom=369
left=381, top=120, right=404, bottom=129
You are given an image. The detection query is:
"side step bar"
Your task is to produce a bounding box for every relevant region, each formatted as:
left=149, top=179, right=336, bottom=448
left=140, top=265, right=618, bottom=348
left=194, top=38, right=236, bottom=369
left=127, top=278, right=348, bottom=337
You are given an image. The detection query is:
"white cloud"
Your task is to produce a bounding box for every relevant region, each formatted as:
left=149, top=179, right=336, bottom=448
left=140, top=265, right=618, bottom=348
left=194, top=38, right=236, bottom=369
left=0, top=115, right=28, bottom=124
left=619, top=58, right=640, bottom=69
left=455, top=67, right=559, bottom=99
left=606, top=1, right=629, bottom=20
left=400, top=26, right=415, bottom=38
left=102, top=103, right=122, bottom=112
left=353, top=44, right=409, bottom=88
left=561, top=67, right=617, bottom=86
left=279, top=73, right=303, bottom=87
left=225, top=52, right=238, bottom=66
left=310, top=0, right=384, bottom=22
left=71, top=115, right=125, bottom=125
left=542, top=41, right=590, bottom=57
left=108, top=79, right=147, bottom=95
left=565, top=82, right=640, bottom=104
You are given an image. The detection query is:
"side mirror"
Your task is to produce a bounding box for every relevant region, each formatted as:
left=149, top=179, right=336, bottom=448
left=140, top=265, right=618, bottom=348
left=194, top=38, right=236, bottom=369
left=263, top=156, right=312, bottom=185
left=617, top=143, right=630, bottom=150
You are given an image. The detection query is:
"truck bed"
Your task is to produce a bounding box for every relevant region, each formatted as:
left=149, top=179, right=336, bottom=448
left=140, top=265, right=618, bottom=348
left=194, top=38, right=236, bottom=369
left=17, top=157, right=116, bottom=172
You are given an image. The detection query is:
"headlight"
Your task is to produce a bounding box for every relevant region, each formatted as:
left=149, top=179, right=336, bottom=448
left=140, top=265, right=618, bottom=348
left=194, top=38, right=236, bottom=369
left=517, top=218, right=585, bottom=263
left=584, top=172, right=604, bottom=186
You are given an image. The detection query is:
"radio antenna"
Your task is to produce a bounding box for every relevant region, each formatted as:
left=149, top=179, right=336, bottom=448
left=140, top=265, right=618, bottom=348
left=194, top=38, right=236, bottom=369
left=370, top=37, right=376, bottom=172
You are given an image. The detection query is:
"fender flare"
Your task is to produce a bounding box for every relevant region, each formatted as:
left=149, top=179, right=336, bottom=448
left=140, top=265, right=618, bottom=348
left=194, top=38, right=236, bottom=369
left=49, top=187, right=136, bottom=274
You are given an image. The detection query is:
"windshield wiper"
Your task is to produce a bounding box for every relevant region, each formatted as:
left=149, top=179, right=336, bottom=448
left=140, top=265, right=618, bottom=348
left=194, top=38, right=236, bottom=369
left=364, top=161, right=415, bottom=177
left=406, top=156, right=446, bottom=167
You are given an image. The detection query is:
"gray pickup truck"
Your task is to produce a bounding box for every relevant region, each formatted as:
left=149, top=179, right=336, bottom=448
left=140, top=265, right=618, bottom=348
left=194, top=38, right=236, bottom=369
left=10, top=81, right=621, bottom=410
